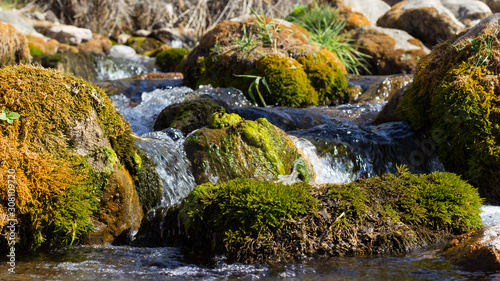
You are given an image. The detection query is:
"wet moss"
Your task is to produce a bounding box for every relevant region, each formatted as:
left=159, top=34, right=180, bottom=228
left=296, top=53, right=348, bottom=105
left=397, top=26, right=500, bottom=203
left=256, top=55, right=318, bottom=107
left=184, top=113, right=313, bottom=185
left=0, top=65, right=158, bottom=251
left=175, top=167, right=483, bottom=262
left=156, top=48, right=190, bottom=72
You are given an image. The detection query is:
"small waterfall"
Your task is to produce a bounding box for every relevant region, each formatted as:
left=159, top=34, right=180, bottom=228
left=110, top=87, right=194, bottom=134
left=134, top=130, right=196, bottom=206
left=94, top=55, right=158, bottom=81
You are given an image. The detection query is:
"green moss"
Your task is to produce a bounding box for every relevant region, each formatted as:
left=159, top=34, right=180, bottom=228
left=127, top=37, right=164, bottom=55
left=28, top=43, right=43, bottom=57
left=256, top=55, right=318, bottom=107
left=397, top=32, right=500, bottom=203
left=208, top=112, right=243, bottom=129
left=175, top=167, right=483, bottom=262
left=0, top=65, right=158, bottom=251
left=178, top=178, right=318, bottom=258
left=185, top=113, right=312, bottom=184
left=132, top=151, right=162, bottom=213
left=297, top=54, right=348, bottom=104
left=156, top=48, right=191, bottom=72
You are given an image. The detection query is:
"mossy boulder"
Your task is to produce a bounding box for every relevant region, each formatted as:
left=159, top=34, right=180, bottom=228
left=184, top=112, right=314, bottom=185
left=155, top=48, right=190, bottom=72
left=182, top=18, right=348, bottom=107
left=0, top=22, right=30, bottom=67
left=397, top=14, right=500, bottom=203
left=0, top=65, right=160, bottom=252
left=39, top=51, right=98, bottom=81
left=153, top=98, right=230, bottom=135
left=126, top=36, right=164, bottom=55
left=159, top=167, right=482, bottom=262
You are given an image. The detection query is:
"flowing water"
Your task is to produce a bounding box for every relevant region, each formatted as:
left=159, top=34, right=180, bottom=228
left=2, top=58, right=499, bottom=280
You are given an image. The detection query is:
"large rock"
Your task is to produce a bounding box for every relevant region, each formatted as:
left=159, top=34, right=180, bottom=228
left=46, top=24, right=93, bottom=45
left=138, top=169, right=483, bottom=262
left=184, top=113, right=314, bottom=185
left=397, top=14, right=500, bottom=203
left=0, top=65, right=159, bottom=252
left=441, top=0, right=492, bottom=26
left=0, top=10, right=45, bottom=38
left=154, top=98, right=230, bottom=135
left=352, top=26, right=429, bottom=74
left=0, top=22, right=30, bottom=67
left=481, top=0, right=500, bottom=12
left=343, top=0, right=391, bottom=24
left=182, top=17, right=348, bottom=107
left=324, top=0, right=372, bottom=30
left=377, top=0, right=465, bottom=46
left=443, top=225, right=500, bottom=271
left=78, top=33, right=113, bottom=55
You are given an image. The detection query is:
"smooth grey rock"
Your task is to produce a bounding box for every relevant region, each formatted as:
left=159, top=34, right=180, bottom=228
left=0, top=10, right=45, bottom=37
left=108, top=45, right=138, bottom=58
left=441, top=0, right=492, bottom=22
left=373, top=26, right=430, bottom=51
left=47, top=25, right=93, bottom=45
left=343, top=0, right=391, bottom=24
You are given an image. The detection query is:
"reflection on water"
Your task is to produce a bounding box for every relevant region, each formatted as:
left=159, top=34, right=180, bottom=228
left=0, top=245, right=498, bottom=280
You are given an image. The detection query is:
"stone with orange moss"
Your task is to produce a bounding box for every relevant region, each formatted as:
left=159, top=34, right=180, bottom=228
left=183, top=17, right=348, bottom=107
left=321, top=0, right=372, bottom=30
left=0, top=64, right=160, bottom=252
left=377, top=1, right=465, bottom=47
left=352, top=26, right=429, bottom=74
left=78, top=33, right=113, bottom=55
left=442, top=225, right=500, bottom=271
left=0, top=21, right=30, bottom=67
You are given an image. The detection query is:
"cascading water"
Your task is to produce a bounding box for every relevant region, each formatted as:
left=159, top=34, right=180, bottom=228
left=94, top=55, right=158, bottom=81
left=111, top=85, right=253, bottom=206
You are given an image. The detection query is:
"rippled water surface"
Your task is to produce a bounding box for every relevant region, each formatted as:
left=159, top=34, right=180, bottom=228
left=1, top=245, right=499, bottom=280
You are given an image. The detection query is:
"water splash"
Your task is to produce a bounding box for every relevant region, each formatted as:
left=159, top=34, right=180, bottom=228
left=134, top=130, right=196, bottom=206
left=94, top=55, right=158, bottom=81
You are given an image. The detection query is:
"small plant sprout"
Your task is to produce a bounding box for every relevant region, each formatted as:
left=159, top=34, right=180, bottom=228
left=234, top=74, right=270, bottom=106
left=0, top=108, right=20, bottom=124
left=249, top=7, right=281, bottom=52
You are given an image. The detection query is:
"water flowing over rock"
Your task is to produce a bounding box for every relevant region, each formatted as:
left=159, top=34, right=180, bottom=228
left=134, top=131, right=197, bottom=206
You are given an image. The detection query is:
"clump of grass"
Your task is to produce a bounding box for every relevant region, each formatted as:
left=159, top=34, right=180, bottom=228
left=286, top=3, right=370, bottom=74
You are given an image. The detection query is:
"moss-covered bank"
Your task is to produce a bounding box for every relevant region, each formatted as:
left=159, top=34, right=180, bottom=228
left=184, top=112, right=313, bottom=185
left=167, top=167, right=482, bottom=262
left=397, top=15, right=500, bottom=203
left=0, top=65, right=160, bottom=252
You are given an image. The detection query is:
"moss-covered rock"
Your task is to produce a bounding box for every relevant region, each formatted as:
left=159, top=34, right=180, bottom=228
left=126, top=36, right=164, bottom=55
left=156, top=48, right=190, bottom=72
left=184, top=112, right=314, bottom=185
left=162, top=167, right=482, bottom=262
left=182, top=18, right=347, bottom=107
left=40, top=51, right=98, bottom=81
left=0, top=22, right=30, bottom=67
left=0, top=65, right=159, bottom=252
left=397, top=14, right=500, bottom=203
left=153, top=98, right=230, bottom=135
